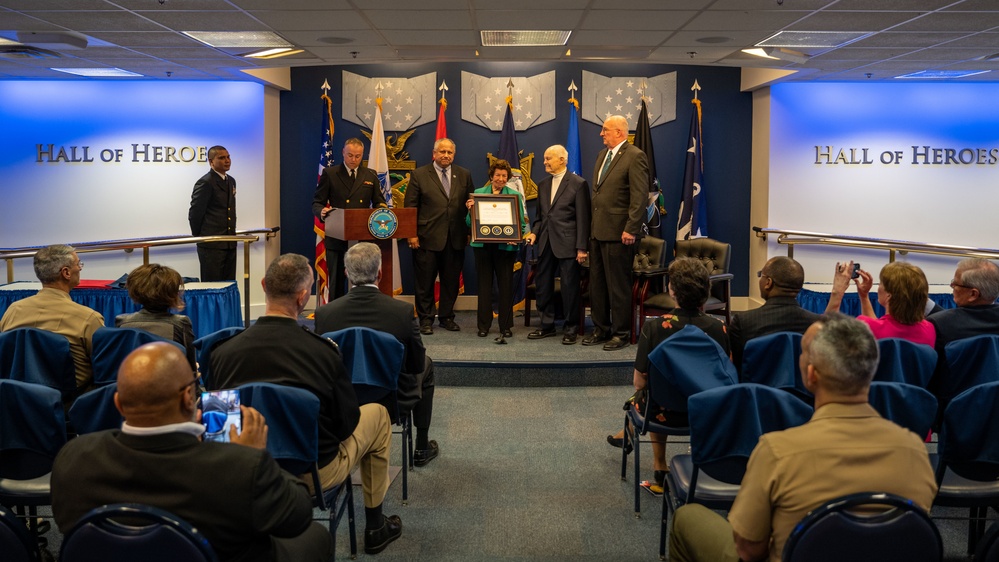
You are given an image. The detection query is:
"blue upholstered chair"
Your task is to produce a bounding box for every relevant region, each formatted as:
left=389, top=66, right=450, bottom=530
left=867, top=381, right=937, bottom=438
left=622, top=325, right=738, bottom=517
left=91, top=327, right=182, bottom=387
left=60, top=503, right=218, bottom=562
left=741, top=331, right=811, bottom=401
left=782, top=492, right=942, bottom=562
left=662, top=383, right=811, bottom=558
left=192, top=326, right=244, bottom=389
left=0, top=327, right=77, bottom=402
left=0, top=503, right=40, bottom=562
left=323, top=327, right=413, bottom=504
left=941, top=334, right=999, bottom=408
left=872, top=338, right=936, bottom=387
left=69, top=383, right=122, bottom=435
left=238, top=382, right=356, bottom=559
left=933, top=381, right=999, bottom=555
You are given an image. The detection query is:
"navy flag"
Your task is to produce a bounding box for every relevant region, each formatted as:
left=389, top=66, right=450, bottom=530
left=677, top=99, right=707, bottom=240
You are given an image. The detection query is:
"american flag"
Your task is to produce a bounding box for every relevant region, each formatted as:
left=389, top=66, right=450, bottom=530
left=314, top=88, right=335, bottom=306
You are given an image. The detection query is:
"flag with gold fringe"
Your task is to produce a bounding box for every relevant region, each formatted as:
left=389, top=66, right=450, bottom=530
left=314, top=83, right=334, bottom=306
left=677, top=96, right=707, bottom=240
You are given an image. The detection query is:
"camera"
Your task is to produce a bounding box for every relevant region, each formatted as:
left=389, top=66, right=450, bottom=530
left=851, top=263, right=861, bottom=279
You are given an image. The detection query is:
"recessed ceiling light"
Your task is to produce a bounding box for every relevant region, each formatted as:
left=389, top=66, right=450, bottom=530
left=895, top=69, right=990, bottom=79
left=183, top=31, right=291, bottom=49
left=244, top=47, right=304, bottom=59
left=757, top=31, right=871, bottom=49
left=480, top=30, right=570, bottom=47
left=51, top=67, right=143, bottom=77
left=742, top=48, right=779, bottom=60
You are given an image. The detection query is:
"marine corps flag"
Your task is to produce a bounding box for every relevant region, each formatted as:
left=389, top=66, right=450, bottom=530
left=676, top=97, right=707, bottom=240
left=314, top=83, right=335, bottom=306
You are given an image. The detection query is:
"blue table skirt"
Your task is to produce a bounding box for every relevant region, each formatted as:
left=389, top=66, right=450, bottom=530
left=797, top=284, right=956, bottom=316
left=0, top=281, right=242, bottom=338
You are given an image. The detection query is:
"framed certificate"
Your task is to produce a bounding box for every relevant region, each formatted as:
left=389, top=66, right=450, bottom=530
left=470, top=194, right=523, bottom=244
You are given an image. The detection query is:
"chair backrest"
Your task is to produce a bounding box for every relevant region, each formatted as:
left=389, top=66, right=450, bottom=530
left=782, top=492, right=942, bottom=562
left=0, top=504, right=39, bottom=562
left=942, top=334, right=999, bottom=404
left=192, top=327, right=244, bottom=389
left=0, top=327, right=77, bottom=402
left=92, top=327, right=181, bottom=387
left=873, top=338, right=937, bottom=387
left=688, top=383, right=811, bottom=484
left=740, top=331, right=803, bottom=390
left=867, top=382, right=937, bottom=438
left=69, top=383, right=123, bottom=435
left=60, top=503, right=218, bottom=562
left=323, top=327, right=405, bottom=419
left=674, top=238, right=731, bottom=300
left=647, top=325, right=737, bottom=412
left=237, top=382, right=319, bottom=476
left=936, top=381, right=999, bottom=483
left=0, top=379, right=67, bottom=480
left=633, top=236, right=667, bottom=272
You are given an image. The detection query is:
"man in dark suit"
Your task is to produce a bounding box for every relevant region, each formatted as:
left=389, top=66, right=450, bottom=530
left=315, top=242, right=439, bottom=466
left=313, top=138, right=388, bottom=300
left=729, top=256, right=821, bottom=371
left=525, top=144, right=591, bottom=344
left=403, top=138, right=475, bottom=334
left=585, top=115, right=649, bottom=351
left=189, top=145, right=237, bottom=281
left=210, top=254, right=402, bottom=555
left=51, top=342, right=333, bottom=562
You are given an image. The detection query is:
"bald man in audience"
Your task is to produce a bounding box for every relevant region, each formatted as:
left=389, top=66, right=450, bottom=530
left=210, top=253, right=401, bottom=555
left=0, top=244, right=104, bottom=392
left=51, top=342, right=333, bottom=562
left=728, top=256, right=821, bottom=371
left=668, top=313, right=937, bottom=562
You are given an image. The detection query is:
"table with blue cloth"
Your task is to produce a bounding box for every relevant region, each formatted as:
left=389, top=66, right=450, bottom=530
left=0, top=281, right=242, bottom=338
left=797, top=283, right=956, bottom=315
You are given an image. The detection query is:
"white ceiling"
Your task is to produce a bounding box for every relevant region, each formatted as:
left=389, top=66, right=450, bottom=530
left=1, top=0, right=998, bottom=81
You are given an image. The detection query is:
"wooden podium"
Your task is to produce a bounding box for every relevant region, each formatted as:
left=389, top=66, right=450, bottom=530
left=325, top=207, right=416, bottom=296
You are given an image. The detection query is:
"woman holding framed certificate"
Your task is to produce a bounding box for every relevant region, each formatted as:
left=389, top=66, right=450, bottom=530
left=465, top=159, right=529, bottom=340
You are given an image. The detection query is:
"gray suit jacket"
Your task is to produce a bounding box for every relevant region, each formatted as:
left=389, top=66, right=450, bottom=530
left=590, top=142, right=648, bottom=241
left=403, top=163, right=474, bottom=252
left=532, top=172, right=591, bottom=259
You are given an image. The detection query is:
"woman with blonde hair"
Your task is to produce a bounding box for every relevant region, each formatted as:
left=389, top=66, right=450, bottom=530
left=116, top=263, right=197, bottom=368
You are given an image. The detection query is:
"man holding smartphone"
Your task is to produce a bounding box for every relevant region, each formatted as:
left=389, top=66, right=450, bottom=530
left=52, top=342, right=333, bottom=562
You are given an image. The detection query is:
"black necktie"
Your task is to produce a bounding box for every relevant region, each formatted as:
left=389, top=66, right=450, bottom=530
left=349, top=168, right=355, bottom=181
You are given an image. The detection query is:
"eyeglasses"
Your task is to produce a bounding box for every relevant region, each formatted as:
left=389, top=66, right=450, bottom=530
left=757, top=270, right=767, bottom=278
left=178, top=372, right=200, bottom=394
left=950, top=279, right=973, bottom=290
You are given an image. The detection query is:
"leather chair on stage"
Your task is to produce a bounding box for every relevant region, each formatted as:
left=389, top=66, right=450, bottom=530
left=782, top=492, right=942, bottom=562
left=239, top=382, right=356, bottom=559
left=60, top=503, right=218, bottom=562
left=872, top=338, right=937, bottom=388
left=622, top=325, right=737, bottom=517
left=662, top=383, right=811, bottom=559
left=620, top=236, right=668, bottom=343
left=324, top=327, right=413, bottom=505
left=636, top=238, right=733, bottom=332
left=0, top=327, right=77, bottom=403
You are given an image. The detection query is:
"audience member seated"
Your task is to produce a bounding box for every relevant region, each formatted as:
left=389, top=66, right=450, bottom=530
left=115, top=263, right=196, bottom=370
left=825, top=260, right=935, bottom=346
left=315, top=242, right=440, bottom=467
left=928, top=258, right=999, bottom=354
left=605, top=257, right=730, bottom=486
left=729, top=256, right=820, bottom=371
left=51, top=342, right=333, bottom=562
left=0, top=244, right=104, bottom=392
left=210, top=254, right=402, bottom=555
left=667, top=313, right=937, bottom=562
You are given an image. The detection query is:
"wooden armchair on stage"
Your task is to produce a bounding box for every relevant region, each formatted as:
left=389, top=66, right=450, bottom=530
left=325, top=208, right=416, bottom=296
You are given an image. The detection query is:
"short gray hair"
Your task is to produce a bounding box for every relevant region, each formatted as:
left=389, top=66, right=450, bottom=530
left=545, top=145, right=568, bottom=161
left=345, top=243, right=381, bottom=286
left=34, top=244, right=76, bottom=283
left=263, top=254, right=313, bottom=301
left=433, top=138, right=455, bottom=152
left=808, top=312, right=879, bottom=395
left=957, top=258, right=999, bottom=303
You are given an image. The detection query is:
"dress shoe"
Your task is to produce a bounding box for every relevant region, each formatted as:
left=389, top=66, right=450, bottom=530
left=364, top=514, right=402, bottom=555
left=502, top=329, right=513, bottom=338
left=413, top=440, right=439, bottom=467
left=602, top=335, right=630, bottom=351
left=477, top=330, right=488, bottom=337
left=562, top=332, right=578, bottom=345
left=527, top=327, right=557, bottom=339
left=420, top=324, right=433, bottom=335
left=606, top=434, right=633, bottom=454
left=582, top=333, right=610, bottom=346
left=440, top=319, right=460, bottom=331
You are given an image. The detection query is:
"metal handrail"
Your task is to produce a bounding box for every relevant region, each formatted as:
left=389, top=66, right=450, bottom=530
left=753, top=227, right=999, bottom=262
left=1, top=227, right=279, bottom=327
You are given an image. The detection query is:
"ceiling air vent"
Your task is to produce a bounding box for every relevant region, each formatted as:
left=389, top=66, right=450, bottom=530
left=0, top=45, right=61, bottom=60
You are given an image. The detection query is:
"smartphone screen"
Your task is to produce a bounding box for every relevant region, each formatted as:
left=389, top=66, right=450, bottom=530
left=852, top=263, right=861, bottom=279
left=201, top=389, right=241, bottom=443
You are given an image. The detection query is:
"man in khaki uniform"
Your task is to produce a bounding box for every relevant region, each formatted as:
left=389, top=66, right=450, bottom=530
left=668, top=313, right=938, bottom=562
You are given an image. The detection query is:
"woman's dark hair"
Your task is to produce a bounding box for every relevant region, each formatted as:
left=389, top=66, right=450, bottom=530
left=126, top=264, right=185, bottom=312
left=668, top=257, right=711, bottom=309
